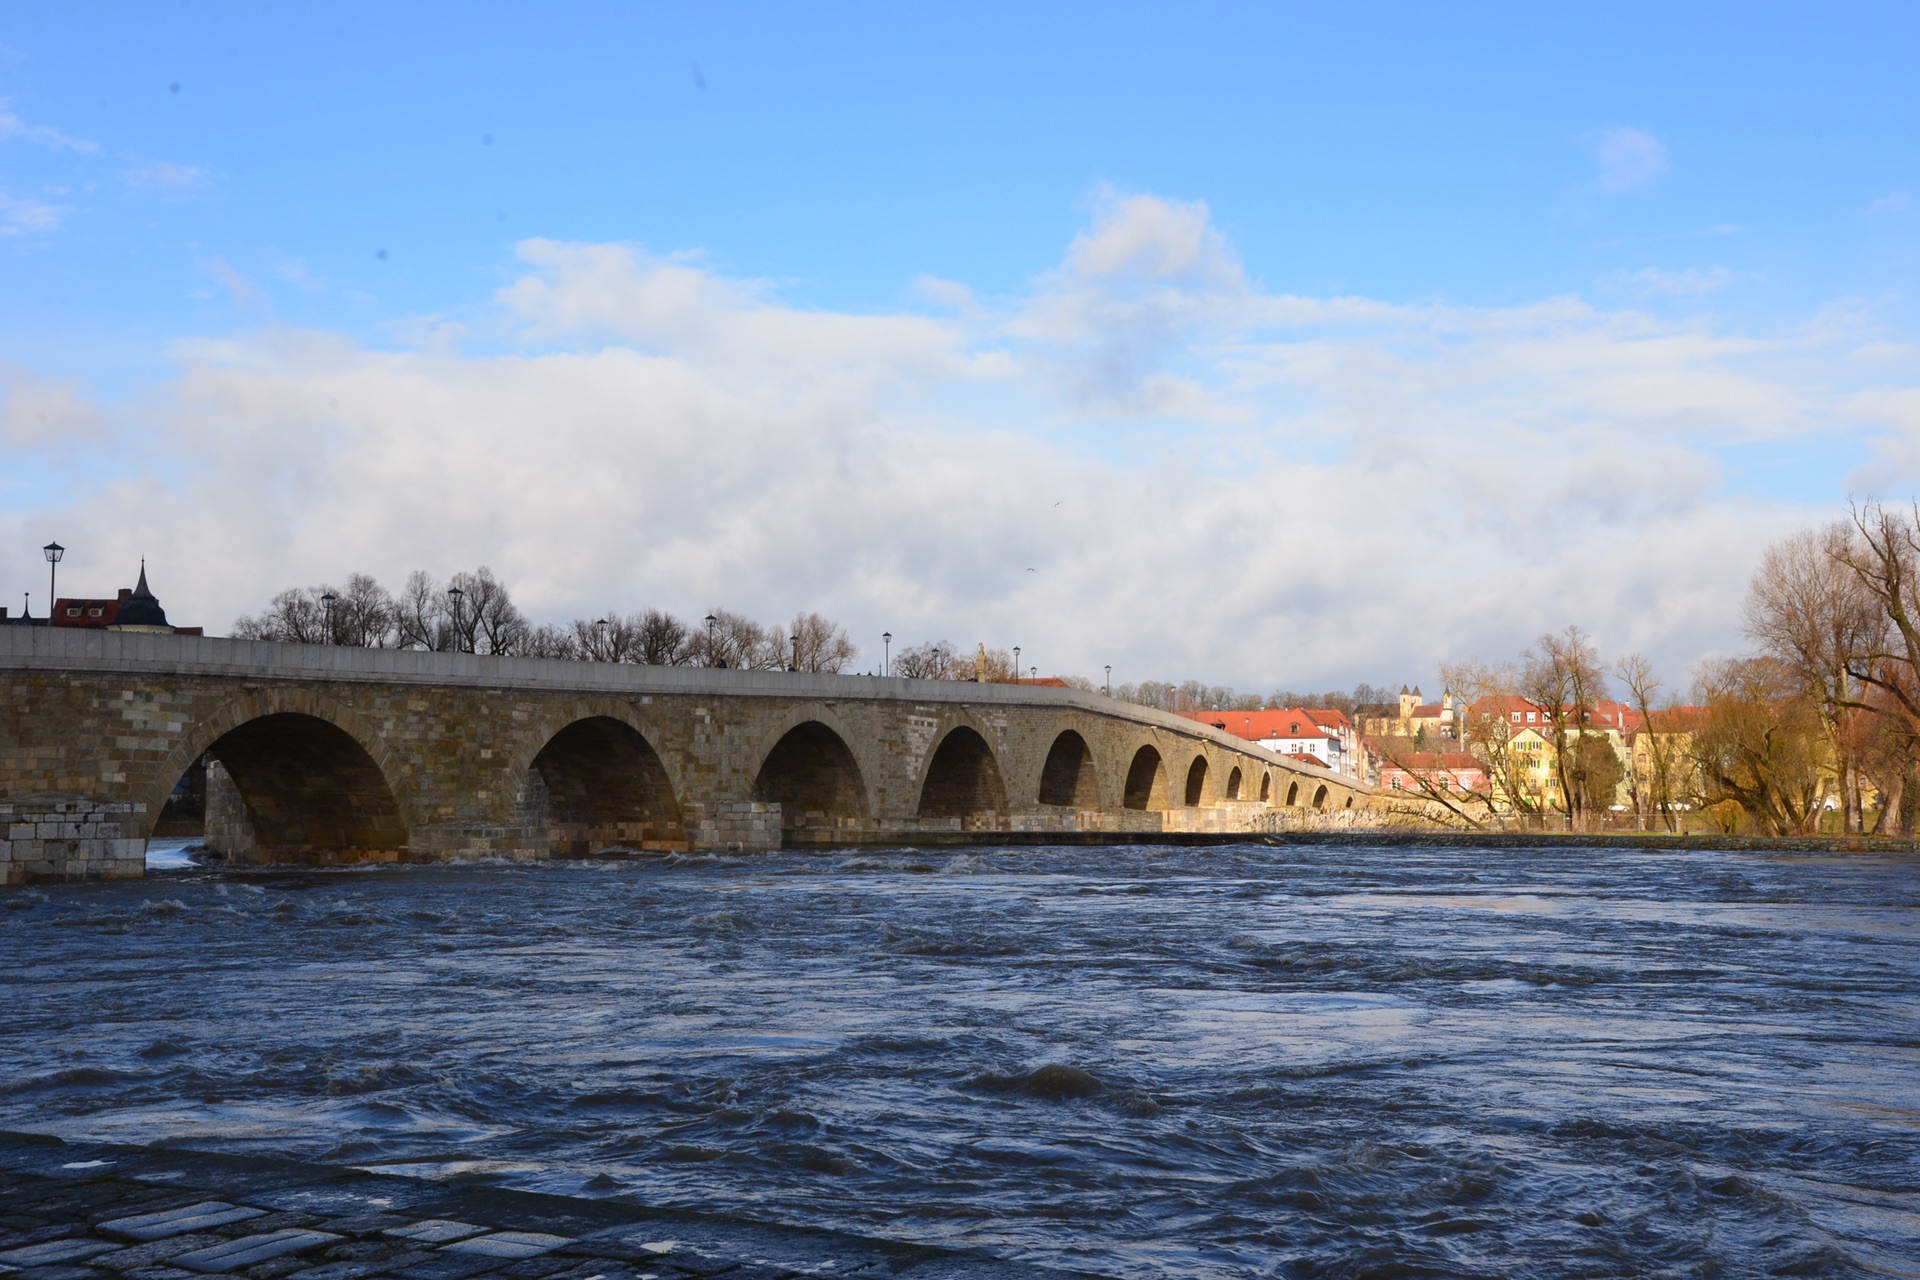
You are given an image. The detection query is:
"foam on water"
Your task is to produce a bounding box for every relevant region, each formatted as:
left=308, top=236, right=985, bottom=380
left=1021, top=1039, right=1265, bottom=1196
left=2, top=842, right=1917, bottom=1278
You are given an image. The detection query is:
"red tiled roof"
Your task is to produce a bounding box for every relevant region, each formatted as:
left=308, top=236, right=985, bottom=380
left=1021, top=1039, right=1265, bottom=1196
left=1177, top=708, right=1339, bottom=741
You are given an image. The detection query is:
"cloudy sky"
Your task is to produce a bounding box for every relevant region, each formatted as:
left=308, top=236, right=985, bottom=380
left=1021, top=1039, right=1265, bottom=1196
left=2, top=3, right=1917, bottom=692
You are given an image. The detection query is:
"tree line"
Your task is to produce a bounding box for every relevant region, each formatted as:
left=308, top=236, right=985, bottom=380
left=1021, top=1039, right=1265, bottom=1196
left=230, top=569, right=860, bottom=672
left=1387, top=500, right=1920, bottom=837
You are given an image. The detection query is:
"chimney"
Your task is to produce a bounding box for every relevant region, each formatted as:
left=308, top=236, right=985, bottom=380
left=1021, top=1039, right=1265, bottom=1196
left=118, top=588, right=132, bottom=603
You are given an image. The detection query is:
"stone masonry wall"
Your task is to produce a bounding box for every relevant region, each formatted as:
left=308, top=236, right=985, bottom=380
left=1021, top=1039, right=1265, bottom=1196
left=0, top=800, right=146, bottom=884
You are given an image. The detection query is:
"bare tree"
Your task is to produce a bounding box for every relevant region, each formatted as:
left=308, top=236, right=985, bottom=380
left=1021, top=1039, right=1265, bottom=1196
left=892, top=640, right=960, bottom=680
left=231, top=587, right=327, bottom=643
left=232, top=575, right=395, bottom=646
left=448, top=567, right=526, bottom=656
left=521, top=623, right=579, bottom=659
left=395, top=571, right=452, bottom=651
left=689, top=609, right=783, bottom=669
left=1438, top=658, right=1549, bottom=825
left=1828, top=501, right=1920, bottom=833
left=1520, top=626, right=1610, bottom=830
left=635, top=608, right=692, bottom=665
left=790, top=612, right=858, bottom=673
left=1689, top=656, right=1829, bottom=835
left=1616, top=653, right=1688, bottom=832
left=1745, top=524, right=1879, bottom=832
left=330, top=573, right=397, bottom=647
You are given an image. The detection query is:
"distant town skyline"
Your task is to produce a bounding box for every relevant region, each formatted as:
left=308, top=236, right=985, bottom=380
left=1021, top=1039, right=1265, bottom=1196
left=2, top=3, right=1917, bottom=690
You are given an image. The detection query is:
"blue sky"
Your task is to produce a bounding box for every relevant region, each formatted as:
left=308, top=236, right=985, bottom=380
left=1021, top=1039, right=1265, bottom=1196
left=3, top=3, right=1917, bottom=691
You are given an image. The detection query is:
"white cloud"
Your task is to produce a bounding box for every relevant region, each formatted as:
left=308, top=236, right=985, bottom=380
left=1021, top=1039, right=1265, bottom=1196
left=1, top=191, right=1898, bottom=692
left=124, top=162, right=205, bottom=191
left=1592, top=126, right=1669, bottom=192
left=202, top=257, right=266, bottom=311
left=0, top=190, right=59, bottom=234
left=1866, top=192, right=1909, bottom=217
left=0, top=100, right=96, bottom=152
left=1597, top=266, right=1736, bottom=298
left=0, top=364, right=106, bottom=446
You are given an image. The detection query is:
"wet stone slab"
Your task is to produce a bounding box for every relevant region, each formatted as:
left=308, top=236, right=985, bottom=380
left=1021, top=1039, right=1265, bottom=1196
left=0, top=1133, right=1101, bottom=1280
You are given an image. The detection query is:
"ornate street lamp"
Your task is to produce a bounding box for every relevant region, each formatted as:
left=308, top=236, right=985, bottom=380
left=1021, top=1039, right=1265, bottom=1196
left=705, top=613, right=719, bottom=667
left=446, top=585, right=464, bottom=653
left=42, top=542, right=63, bottom=617
left=882, top=632, right=891, bottom=677
left=1105, top=665, right=1111, bottom=696
left=1012, top=646, right=1020, bottom=683
left=1031, top=666, right=1037, bottom=682
left=322, top=591, right=338, bottom=644
left=790, top=633, right=800, bottom=673
left=595, top=617, right=610, bottom=661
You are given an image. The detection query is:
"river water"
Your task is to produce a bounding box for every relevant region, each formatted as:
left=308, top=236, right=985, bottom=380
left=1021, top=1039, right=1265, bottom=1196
left=3, top=842, right=1917, bottom=1278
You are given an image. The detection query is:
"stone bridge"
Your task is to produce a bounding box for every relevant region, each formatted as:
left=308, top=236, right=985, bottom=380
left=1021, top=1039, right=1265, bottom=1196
left=0, top=628, right=1374, bottom=880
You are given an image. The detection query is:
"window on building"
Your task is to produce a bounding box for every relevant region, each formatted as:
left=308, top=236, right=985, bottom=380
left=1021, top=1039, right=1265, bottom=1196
left=1391, top=777, right=1402, bottom=789
left=88, top=607, right=103, bottom=618
left=1527, top=711, right=1537, bottom=723
left=1512, top=711, right=1521, bottom=723
left=65, top=607, right=81, bottom=617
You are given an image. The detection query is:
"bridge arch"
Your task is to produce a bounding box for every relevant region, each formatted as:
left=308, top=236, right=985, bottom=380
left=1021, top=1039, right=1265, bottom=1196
left=752, top=716, right=872, bottom=844
left=1286, top=779, right=1300, bottom=807
left=1225, top=765, right=1243, bottom=801
left=1313, top=783, right=1329, bottom=809
left=1259, top=771, right=1271, bottom=803
left=1122, top=744, right=1169, bottom=811
left=915, top=725, right=1009, bottom=829
left=521, top=716, right=684, bottom=853
left=1183, top=755, right=1209, bottom=807
left=1037, top=729, right=1101, bottom=808
left=150, top=689, right=409, bottom=864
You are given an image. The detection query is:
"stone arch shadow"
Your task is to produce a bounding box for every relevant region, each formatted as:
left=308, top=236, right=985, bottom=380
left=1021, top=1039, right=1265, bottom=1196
left=1035, top=725, right=1103, bottom=809
left=750, top=705, right=877, bottom=845
left=509, top=701, right=687, bottom=854
left=1183, top=754, right=1210, bottom=807
left=149, top=689, right=411, bottom=865
left=913, top=715, right=1011, bottom=830
left=1121, top=742, right=1171, bottom=811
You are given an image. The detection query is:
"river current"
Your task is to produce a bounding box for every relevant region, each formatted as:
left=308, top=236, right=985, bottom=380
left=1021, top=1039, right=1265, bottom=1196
left=3, top=842, right=1917, bottom=1278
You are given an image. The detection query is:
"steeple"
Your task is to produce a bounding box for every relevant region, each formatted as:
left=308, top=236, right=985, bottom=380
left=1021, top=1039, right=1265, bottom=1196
left=113, top=560, right=170, bottom=629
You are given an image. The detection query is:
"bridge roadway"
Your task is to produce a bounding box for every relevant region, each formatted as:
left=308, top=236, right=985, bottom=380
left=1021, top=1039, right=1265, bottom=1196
left=0, top=627, right=1373, bottom=877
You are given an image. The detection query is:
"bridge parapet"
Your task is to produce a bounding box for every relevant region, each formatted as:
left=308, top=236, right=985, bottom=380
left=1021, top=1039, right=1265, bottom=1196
left=1, top=627, right=1377, bottom=878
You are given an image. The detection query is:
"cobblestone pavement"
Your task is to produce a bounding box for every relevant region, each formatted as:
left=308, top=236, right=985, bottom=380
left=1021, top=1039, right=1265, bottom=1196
left=0, top=1134, right=1093, bottom=1280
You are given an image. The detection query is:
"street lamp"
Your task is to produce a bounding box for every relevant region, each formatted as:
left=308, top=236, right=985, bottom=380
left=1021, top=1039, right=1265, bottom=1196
left=882, top=632, right=891, bottom=677
left=42, top=542, right=63, bottom=617
left=446, top=585, right=464, bottom=653
left=1012, top=646, right=1020, bottom=682
left=790, top=634, right=800, bottom=673
left=321, top=591, right=337, bottom=644
left=705, top=613, right=719, bottom=667
left=1105, top=665, right=1111, bottom=696
left=1031, top=666, right=1037, bottom=682
left=595, top=617, right=609, bottom=661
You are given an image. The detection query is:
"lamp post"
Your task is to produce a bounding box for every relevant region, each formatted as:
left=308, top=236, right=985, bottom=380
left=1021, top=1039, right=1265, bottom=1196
left=595, top=617, right=610, bottom=661
left=446, top=586, right=464, bottom=653
left=790, top=634, right=800, bottom=673
left=882, top=632, right=891, bottom=677
left=322, top=591, right=337, bottom=644
left=1031, top=666, right=1037, bottom=682
left=42, top=542, right=63, bottom=617
left=1012, top=646, right=1020, bottom=683
left=705, top=613, right=718, bottom=667
left=1105, top=665, right=1111, bottom=696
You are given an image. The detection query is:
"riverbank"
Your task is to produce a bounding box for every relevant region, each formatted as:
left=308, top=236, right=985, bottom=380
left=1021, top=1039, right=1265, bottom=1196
left=0, top=1131, right=1095, bottom=1280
